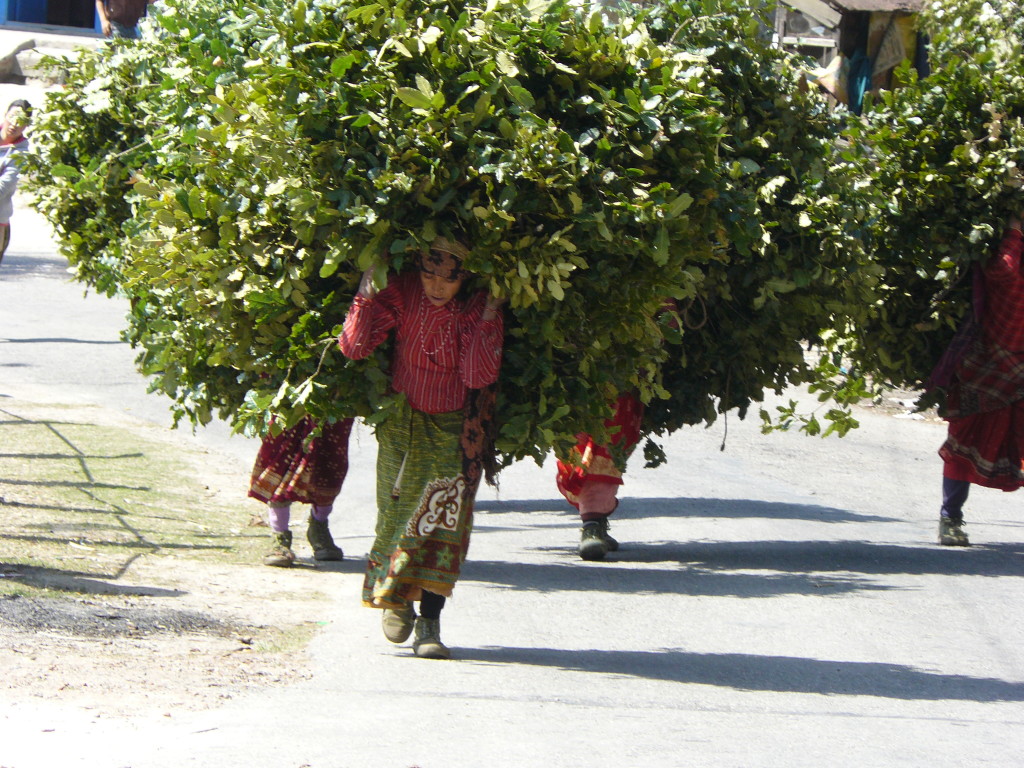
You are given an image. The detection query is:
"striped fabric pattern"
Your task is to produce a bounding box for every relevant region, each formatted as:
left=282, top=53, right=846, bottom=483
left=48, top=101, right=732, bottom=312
left=338, top=272, right=503, bottom=413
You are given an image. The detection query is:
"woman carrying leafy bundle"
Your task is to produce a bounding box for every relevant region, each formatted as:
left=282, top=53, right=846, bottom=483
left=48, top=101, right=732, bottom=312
left=938, top=214, right=1024, bottom=546
left=556, top=393, right=644, bottom=561
left=338, top=237, right=505, bottom=659
left=248, top=417, right=353, bottom=566
left=555, top=297, right=681, bottom=560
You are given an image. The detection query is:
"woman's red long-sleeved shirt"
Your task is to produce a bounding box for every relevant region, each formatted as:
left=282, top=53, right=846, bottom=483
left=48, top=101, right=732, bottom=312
left=338, top=271, right=504, bottom=413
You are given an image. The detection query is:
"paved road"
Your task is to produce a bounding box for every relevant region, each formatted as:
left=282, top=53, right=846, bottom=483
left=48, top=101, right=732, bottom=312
left=2, top=142, right=1024, bottom=766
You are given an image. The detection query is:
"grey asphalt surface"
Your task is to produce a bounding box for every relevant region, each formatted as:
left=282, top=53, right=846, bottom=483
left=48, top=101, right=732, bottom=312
left=2, top=81, right=1024, bottom=768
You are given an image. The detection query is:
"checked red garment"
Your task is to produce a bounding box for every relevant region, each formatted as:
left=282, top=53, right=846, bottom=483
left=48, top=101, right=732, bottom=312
left=940, top=228, right=1024, bottom=490
left=248, top=417, right=353, bottom=506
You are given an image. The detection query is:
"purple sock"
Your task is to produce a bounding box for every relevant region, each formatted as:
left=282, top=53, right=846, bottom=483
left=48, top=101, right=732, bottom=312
left=267, top=504, right=291, bottom=532
left=311, top=504, right=332, bottom=521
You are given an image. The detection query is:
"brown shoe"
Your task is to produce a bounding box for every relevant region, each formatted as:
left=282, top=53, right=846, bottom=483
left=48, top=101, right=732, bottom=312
left=382, top=605, right=416, bottom=643
left=306, top=514, right=343, bottom=561
left=413, top=617, right=450, bottom=660
left=263, top=530, right=296, bottom=567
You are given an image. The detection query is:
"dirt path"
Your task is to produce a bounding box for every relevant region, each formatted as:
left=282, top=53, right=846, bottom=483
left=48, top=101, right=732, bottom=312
left=0, top=400, right=348, bottom=717
left=0, top=558, right=345, bottom=716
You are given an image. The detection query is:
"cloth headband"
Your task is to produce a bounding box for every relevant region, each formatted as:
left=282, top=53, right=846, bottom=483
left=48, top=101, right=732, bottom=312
left=421, top=237, right=470, bottom=280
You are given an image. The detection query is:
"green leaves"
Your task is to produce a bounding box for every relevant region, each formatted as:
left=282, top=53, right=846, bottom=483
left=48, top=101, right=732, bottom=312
left=395, top=83, right=440, bottom=110
left=25, top=0, right=879, bottom=466
left=837, top=0, right=1024, bottom=394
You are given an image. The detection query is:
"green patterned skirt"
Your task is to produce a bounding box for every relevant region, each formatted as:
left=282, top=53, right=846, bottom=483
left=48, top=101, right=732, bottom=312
left=363, top=393, right=492, bottom=609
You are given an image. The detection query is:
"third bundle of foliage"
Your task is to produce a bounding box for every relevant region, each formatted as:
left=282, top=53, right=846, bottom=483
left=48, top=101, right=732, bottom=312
left=840, top=0, right=1024, bottom=401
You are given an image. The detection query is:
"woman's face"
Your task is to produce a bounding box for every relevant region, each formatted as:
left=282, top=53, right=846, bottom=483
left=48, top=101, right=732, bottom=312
left=1, top=107, right=28, bottom=143
left=420, top=250, right=466, bottom=307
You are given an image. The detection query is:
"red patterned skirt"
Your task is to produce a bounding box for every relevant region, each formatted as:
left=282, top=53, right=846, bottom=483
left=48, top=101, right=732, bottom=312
left=555, top=393, right=644, bottom=509
left=940, top=341, right=1024, bottom=491
left=940, top=405, right=1024, bottom=491
left=248, top=417, right=354, bottom=506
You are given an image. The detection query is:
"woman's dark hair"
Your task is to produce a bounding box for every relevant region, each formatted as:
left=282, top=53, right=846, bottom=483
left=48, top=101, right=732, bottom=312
left=6, top=99, right=32, bottom=115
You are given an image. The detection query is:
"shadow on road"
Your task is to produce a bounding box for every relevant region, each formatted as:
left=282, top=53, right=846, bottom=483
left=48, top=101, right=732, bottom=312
left=462, top=556, right=891, bottom=598
left=0, top=477, right=151, bottom=491
left=459, top=646, right=1024, bottom=702
left=475, top=496, right=898, bottom=524
left=464, top=539, right=1024, bottom=597
left=0, top=451, right=143, bottom=460
left=0, top=532, right=226, bottom=554
left=0, top=252, right=72, bottom=279
left=627, top=539, right=1024, bottom=579
left=2, top=337, right=124, bottom=345
left=0, top=589, right=243, bottom=639
left=617, top=496, right=900, bottom=524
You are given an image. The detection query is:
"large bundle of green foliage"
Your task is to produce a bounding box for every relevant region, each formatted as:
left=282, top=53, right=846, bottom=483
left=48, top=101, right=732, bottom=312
left=840, top=0, right=1024, bottom=400
left=26, top=0, right=864, bottom=465
left=641, top=2, right=874, bottom=445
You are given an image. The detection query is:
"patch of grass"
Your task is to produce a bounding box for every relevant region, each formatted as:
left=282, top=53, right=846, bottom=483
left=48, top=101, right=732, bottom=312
left=0, top=401, right=265, bottom=597
left=252, top=621, right=320, bottom=654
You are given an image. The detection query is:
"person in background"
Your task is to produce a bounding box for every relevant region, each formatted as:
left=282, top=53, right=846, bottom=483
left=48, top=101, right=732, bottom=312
left=556, top=393, right=643, bottom=561
left=938, top=213, right=1024, bottom=546
left=338, top=237, right=504, bottom=659
left=0, top=100, right=31, bottom=268
left=95, top=0, right=153, bottom=39
left=249, top=416, right=353, bottom=566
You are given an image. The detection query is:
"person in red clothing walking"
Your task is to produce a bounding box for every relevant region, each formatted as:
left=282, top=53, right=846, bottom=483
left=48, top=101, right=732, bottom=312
left=555, top=393, right=643, bottom=560
left=553, top=300, right=676, bottom=560
left=248, top=416, right=354, bottom=566
left=339, top=237, right=505, bottom=659
left=938, top=214, right=1024, bottom=546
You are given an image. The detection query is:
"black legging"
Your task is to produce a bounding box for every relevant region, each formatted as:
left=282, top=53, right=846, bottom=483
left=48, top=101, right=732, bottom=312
left=420, top=590, right=446, bottom=619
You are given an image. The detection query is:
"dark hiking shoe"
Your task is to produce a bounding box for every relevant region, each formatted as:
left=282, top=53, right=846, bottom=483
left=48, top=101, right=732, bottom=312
left=382, top=605, right=416, bottom=644
left=263, top=530, right=296, bottom=567
left=306, top=514, right=343, bottom=561
left=579, top=521, right=610, bottom=561
left=413, top=617, right=450, bottom=660
left=939, top=517, right=970, bottom=547
left=594, top=515, right=619, bottom=552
